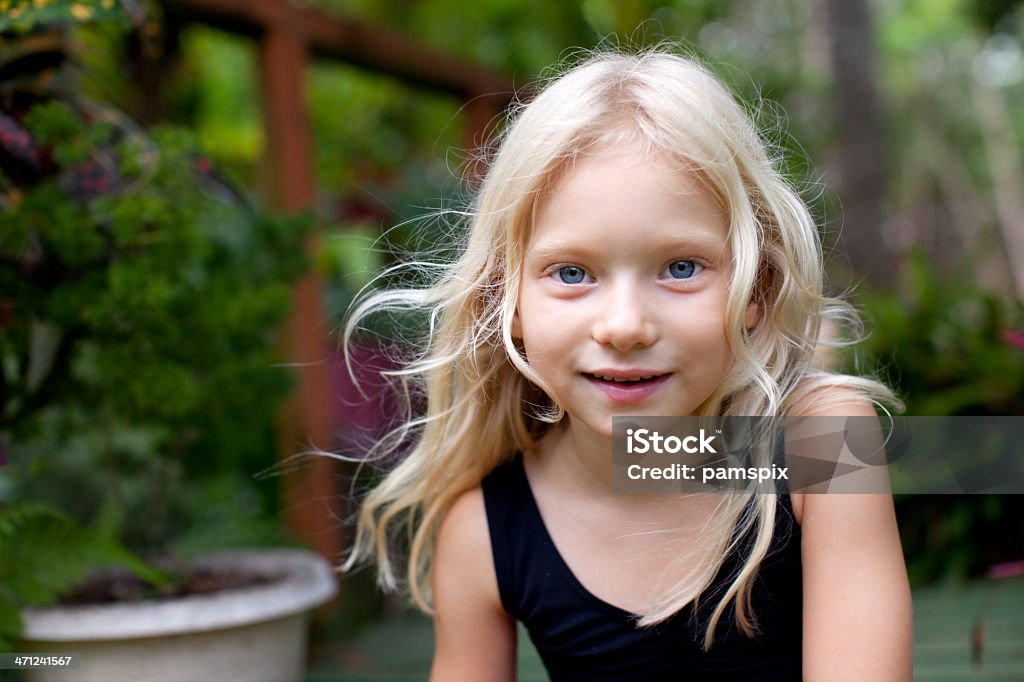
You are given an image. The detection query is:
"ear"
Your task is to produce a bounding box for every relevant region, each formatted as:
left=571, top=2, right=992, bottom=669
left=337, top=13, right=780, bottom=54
left=744, top=298, right=761, bottom=331
left=511, top=307, right=523, bottom=339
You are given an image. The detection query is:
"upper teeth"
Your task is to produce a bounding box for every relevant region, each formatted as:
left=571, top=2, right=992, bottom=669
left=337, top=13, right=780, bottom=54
left=594, top=374, right=657, bottom=382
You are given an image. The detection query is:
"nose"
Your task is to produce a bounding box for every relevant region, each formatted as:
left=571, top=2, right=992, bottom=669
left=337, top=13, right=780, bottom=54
left=591, top=281, right=658, bottom=351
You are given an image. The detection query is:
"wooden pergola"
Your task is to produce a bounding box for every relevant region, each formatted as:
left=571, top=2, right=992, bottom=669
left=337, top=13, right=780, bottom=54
left=159, top=0, right=514, bottom=564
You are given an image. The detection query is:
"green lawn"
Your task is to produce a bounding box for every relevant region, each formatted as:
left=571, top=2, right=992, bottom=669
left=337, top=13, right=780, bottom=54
left=306, top=577, right=1024, bottom=681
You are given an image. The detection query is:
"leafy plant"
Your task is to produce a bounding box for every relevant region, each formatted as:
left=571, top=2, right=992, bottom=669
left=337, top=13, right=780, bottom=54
left=851, top=250, right=1024, bottom=583
left=853, top=249, right=1024, bottom=417
left=0, top=2, right=312, bottom=650
left=0, top=504, right=168, bottom=650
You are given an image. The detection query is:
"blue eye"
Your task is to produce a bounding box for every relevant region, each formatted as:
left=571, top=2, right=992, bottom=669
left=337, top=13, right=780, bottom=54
left=665, top=260, right=702, bottom=279
left=555, top=266, right=588, bottom=284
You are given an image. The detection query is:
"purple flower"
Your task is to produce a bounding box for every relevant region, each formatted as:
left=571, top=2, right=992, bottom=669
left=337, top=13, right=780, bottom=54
left=990, top=560, right=1024, bottom=579
left=1003, top=330, right=1024, bottom=350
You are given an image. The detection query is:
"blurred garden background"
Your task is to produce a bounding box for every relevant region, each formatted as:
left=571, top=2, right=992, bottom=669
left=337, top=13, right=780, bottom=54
left=1, top=0, right=1022, bottom=679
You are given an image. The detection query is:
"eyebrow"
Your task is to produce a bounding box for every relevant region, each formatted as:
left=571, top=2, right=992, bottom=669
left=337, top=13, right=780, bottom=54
left=526, top=234, right=729, bottom=260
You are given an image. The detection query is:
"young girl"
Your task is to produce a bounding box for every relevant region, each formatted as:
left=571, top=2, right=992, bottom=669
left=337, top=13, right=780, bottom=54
left=343, top=49, right=913, bottom=680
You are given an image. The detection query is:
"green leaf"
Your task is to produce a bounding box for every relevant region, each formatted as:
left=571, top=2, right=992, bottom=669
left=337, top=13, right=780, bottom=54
left=0, top=592, right=25, bottom=654
left=0, top=503, right=170, bottom=613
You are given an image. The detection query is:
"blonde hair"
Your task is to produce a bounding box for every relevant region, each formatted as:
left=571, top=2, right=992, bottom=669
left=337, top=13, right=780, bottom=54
left=342, top=49, right=899, bottom=650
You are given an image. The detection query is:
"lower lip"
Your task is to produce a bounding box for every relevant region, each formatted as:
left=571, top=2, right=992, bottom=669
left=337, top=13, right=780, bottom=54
left=582, top=373, right=671, bottom=404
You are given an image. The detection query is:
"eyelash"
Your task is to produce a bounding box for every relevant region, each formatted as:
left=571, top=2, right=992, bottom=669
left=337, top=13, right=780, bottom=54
left=553, top=265, right=591, bottom=285
left=550, top=260, right=705, bottom=285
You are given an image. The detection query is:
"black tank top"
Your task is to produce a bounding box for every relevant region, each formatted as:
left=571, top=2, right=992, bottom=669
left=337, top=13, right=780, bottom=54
left=482, top=455, right=803, bottom=681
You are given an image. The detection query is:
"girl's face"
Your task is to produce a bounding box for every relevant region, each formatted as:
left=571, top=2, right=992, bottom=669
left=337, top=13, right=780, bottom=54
left=513, top=140, right=750, bottom=441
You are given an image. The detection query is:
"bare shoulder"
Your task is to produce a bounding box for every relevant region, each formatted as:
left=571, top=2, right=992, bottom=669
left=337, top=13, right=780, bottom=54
left=434, top=486, right=507, bottom=620
left=788, top=381, right=880, bottom=420
left=431, top=486, right=516, bottom=682
left=436, top=487, right=494, bottom=576
left=787, top=383, right=881, bottom=523
left=787, top=386, right=913, bottom=679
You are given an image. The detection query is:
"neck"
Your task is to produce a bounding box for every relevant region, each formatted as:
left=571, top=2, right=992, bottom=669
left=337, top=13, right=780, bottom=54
left=532, top=418, right=616, bottom=499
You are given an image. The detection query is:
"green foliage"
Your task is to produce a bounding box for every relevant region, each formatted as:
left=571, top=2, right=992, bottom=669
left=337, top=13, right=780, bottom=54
left=171, top=28, right=264, bottom=174
left=854, top=250, right=1024, bottom=417
left=0, top=503, right=171, bottom=650
left=894, top=494, right=1024, bottom=584
left=851, top=253, right=1024, bottom=583
left=0, top=0, right=128, bottom=35
left=2, top=101, right=310, bottom=441
left=313, top=0, right=593, bottom=73
left=0, top=23, right=311, bottom=647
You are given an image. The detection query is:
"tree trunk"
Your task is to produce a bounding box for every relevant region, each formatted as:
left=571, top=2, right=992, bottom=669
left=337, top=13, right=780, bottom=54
left=820, top=0, right=895, bottom=288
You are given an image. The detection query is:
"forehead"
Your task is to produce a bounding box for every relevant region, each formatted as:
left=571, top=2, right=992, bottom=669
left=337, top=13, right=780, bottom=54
left=527, top=142, right=730, bottom=256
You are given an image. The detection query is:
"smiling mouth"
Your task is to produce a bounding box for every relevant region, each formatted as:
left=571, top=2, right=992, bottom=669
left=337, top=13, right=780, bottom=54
left=585, top=373, right=667, bottom=384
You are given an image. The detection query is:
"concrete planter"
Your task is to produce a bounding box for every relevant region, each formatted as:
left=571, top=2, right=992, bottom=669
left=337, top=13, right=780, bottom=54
left=18, top=549, right=338, bottom=682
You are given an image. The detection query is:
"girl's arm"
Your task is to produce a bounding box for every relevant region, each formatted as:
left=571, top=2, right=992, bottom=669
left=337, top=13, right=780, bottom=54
left=796, top=396, right=914, bottom=680
left=430, top=487, right=517, bottom=682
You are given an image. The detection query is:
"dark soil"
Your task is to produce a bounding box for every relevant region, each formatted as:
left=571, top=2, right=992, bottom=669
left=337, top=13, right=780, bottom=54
left=58, top=563, right=282, bottom=605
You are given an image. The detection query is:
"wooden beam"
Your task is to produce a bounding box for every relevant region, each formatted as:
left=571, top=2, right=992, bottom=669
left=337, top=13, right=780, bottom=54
left=162, top=0, right=513, bottom=98
left=258, top=24, right=340, bottom=564
left=461, top=92, right=508, bottom=186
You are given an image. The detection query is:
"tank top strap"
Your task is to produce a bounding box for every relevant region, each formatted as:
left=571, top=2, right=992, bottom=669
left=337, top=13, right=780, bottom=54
left=481, top=454, right=531, bottom=618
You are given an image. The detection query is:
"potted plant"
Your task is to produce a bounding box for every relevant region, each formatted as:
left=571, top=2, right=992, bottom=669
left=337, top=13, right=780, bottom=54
left=0, top=3, right=337, bottom=679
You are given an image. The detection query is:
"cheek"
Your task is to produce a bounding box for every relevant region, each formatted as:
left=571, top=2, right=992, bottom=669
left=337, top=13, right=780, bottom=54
left=519, top=322, right=558, bottom=362
left=516, top=285, right=572, bottom=342
left=680, top=299, right=731, bottom=340
left=673, top=302, right=734, bottom=369
left=517, top=311, right=575, bottom=373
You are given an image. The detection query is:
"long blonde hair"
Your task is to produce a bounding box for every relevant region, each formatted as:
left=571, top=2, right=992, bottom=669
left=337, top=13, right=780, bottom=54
left=341, top=48, right=898, bottom=649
